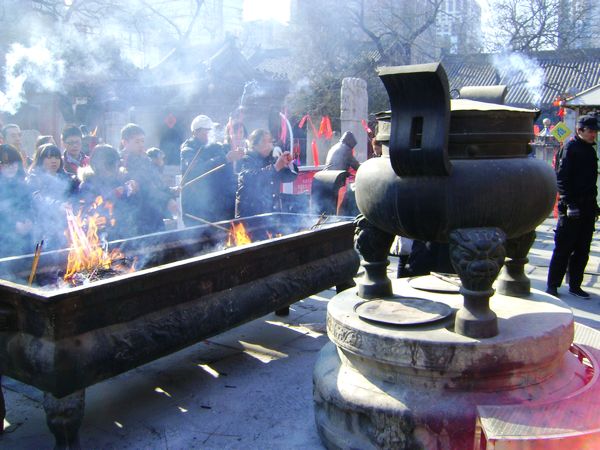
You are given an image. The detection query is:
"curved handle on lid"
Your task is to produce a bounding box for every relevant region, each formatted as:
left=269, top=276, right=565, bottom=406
left=378, top=63, right=452, bottom=176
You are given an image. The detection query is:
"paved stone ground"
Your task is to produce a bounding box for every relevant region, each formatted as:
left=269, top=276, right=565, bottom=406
left=1, top=218, right=600, bottom=449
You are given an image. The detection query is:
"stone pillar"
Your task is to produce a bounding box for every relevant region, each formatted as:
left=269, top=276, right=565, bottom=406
left=340, top=78, right=368, bottom=162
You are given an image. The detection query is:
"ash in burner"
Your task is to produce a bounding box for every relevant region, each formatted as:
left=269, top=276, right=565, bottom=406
left=65, top=256, right=137, bottom=287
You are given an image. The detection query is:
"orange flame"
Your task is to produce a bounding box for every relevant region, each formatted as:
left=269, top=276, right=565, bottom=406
left=227, top=222, right=252, bottom=247
left=64, top=196, right=133, bottom=283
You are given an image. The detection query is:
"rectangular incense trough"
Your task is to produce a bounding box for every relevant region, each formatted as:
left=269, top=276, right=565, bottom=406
left=0, top=213, right=358, bottom=446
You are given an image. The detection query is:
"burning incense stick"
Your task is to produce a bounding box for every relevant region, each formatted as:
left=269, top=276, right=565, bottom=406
left=310, top=213, right=329, bottom=230
left=184, top=214, right=230, bottom=232
left=180, top=148, right=204, bottom=187
left=181, top=164, right=226, bottom=189
left=27, top=240, right=44, bottom=286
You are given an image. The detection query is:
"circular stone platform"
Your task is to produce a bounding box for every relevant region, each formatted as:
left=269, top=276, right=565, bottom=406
left=314, top=278, right=583, bottom=450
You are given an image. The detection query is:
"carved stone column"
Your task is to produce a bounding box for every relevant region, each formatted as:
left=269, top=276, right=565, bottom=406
left=340, top=77, right=368, bottom=162
left=354, top=215, right=395, bottom=299
left=496, top=231, right=536, bottom=297
left=43, top=390, right=85, bottom=450
left=449, top=228, right=506, bottom=339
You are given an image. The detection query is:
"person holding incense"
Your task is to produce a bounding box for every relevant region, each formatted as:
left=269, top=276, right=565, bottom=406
left=235, top=129, right=297, bottom=218
left=78, top=144, right=140, bottom=241
left=120, top=123, right=178, bottom=236
left=180, top=114, right=243, bottom=227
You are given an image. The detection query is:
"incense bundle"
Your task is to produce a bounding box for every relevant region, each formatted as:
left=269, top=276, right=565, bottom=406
left=27, top=240, right=44, bottom=286
left=184, top=214, right=230, bottom=232
left=181, top=164, right=226, bottom=189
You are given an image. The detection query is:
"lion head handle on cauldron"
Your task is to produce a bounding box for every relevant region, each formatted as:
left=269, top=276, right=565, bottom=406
left=354, top=214, right=396, bottom=263
left=449, top=228, right=506, bottom=292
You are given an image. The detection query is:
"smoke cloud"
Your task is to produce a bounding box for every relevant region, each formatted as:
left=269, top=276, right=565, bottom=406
left=0, top=39, right=65, bottom=114
left=491, top=52, right=545, bottom=107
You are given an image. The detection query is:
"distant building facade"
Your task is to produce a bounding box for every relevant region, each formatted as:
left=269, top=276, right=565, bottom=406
left=436, top=0, right=482, bottom=55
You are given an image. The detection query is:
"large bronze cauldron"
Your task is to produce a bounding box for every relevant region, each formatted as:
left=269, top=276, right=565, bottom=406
left=354, top=63, right=557, bottom=338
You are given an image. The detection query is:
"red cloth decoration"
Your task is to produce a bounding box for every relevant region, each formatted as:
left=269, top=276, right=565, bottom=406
left=280, top=114, right=287, bottom=145
left=298, top=114, right=308, bottom=129
left=164, top=113, right=177, bottom=129
left=311, top=140, right=320, bottom=166
left=360, top=119, right=371, bottom=134
left=318, top=116, right=333, bottom=139
left=336, top=184, right=347, bottom=215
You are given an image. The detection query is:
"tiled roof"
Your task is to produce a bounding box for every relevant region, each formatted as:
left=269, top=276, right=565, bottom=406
left=441, top=49, right=600, bottom=108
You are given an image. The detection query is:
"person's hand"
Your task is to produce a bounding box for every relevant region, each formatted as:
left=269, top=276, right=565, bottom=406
left=274, top=151, right=293, bottom=171
left=125, top=180, right=138, bottom=196
left=226, top=147, right=244, bottom=163
left=567, top=206, right=580, bottom=218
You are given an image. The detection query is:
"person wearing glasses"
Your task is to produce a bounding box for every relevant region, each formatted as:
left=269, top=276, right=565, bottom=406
left=61, top=124, right=89, bottom=176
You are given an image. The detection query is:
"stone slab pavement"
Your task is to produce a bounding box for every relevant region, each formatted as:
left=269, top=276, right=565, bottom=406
left=2, top=217, right=600, bottom=449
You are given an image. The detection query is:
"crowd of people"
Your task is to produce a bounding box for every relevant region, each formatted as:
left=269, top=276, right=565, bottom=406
left=0, top=116, right=298, bottom=259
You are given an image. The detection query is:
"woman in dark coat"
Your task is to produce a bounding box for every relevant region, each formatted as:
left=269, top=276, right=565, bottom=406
left=0, top=144, right=34, bottom=257
left=235, top=129, right=298, bottom=218
left=27, top=143, right=79, bottom=250
left=78, top=144, right=139, bottom=241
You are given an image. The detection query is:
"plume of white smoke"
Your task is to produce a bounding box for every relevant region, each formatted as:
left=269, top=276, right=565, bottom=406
left=491, top=52, right=545, bottom=107
left=0, top=39, right=65, bottom=114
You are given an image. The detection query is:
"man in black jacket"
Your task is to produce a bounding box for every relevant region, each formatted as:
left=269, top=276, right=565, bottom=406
left=547, top=114, right=599, bottom=298
left=180, top=115, right=243, bottom=226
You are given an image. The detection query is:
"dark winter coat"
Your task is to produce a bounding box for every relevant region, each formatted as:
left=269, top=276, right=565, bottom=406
left=556, top=134, right=599, bottom=217
left=123, top=153, right=174, bottom=236
left=27, top=169, right=79, bottom=250
left=325, top=131, right=360, bottom=171
left=181, top=142, right=237, bottom=225
left=0, top=176, right=34, bottom=257
left=78, top=170, right=139, bottom=241
left=235, top=150, right=298, bottom=218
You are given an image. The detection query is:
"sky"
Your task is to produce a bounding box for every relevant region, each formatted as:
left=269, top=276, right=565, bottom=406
left=243, top=0, right=291, bottom=23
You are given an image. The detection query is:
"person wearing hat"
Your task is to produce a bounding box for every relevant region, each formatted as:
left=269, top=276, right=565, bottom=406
left=547, top=114, right=599, bottom=299
left=180, top=115, right=244, bottom=226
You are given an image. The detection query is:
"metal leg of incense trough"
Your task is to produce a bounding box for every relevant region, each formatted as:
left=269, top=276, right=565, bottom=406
left=43, top=390, right=85, bottom=450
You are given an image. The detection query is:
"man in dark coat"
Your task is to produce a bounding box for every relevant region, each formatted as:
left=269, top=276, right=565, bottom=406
left=325, top=131, right=360, bottom=171
left=180, top=115, right=243, bottom=226
left=121, top=123, right=178, bottom=236
left=235, top=129, right=297, bottom=218
left=547, top=114, right=599, bottom=298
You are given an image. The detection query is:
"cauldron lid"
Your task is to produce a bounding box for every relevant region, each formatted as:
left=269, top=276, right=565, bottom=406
left=451, top=99, right=538, bottom=114
left=376, top=100, right=537, bottom=118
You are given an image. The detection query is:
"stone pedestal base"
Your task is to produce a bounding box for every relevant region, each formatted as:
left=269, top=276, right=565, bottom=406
left=314, top=278, right=583, bottom=450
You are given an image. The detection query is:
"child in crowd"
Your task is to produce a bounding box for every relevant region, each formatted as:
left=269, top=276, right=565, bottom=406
left=27, top=144, right=79, bottom=250
left=79, top=144, right=139, bottom=240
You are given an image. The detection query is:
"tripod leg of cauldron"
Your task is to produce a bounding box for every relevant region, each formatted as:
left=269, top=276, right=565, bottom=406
left=449, top=227, right=506, bottom=339
left=496, top=231, right=536, bottom=297
left=354, top=215, right=395, bottom=299
left=43, top=389, right=85, bottom=450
